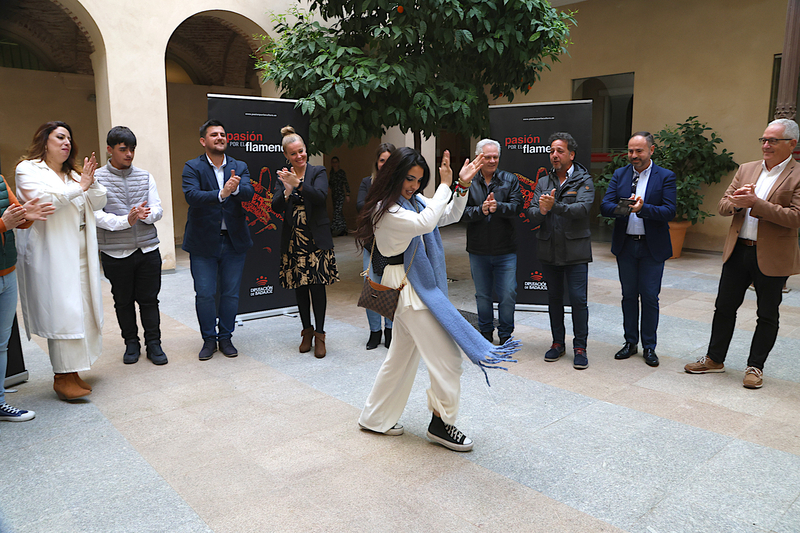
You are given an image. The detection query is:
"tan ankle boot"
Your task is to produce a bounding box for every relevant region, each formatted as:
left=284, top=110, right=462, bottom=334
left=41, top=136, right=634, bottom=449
left=53, top=373, right=91, bottom=401
left=314, top=332, right=326, bottom=359
left=74, top=373, right=92, bottom=391
left=299, top=327, right=314, bottom=353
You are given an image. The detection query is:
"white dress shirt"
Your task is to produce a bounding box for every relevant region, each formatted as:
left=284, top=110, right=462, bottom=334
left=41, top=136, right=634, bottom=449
left=739, top=154, right=794, bottom=241
left=626, top=161, right=653, bottom=236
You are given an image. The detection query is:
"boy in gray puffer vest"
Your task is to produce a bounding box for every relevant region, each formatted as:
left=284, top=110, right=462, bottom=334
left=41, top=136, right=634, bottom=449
left=95, top=126, right=167, bottom=365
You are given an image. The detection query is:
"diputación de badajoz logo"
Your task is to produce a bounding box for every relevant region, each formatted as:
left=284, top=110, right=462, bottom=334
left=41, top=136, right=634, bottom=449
left=524, top=271, right=547, bottom=291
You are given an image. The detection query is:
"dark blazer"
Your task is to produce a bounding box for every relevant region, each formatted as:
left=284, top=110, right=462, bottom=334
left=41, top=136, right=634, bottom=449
left=527, top=162, right=594, bottom=266
left=181, top=154, right=254, bottom=256
left=600, top=163, right=677, bottom=263
left=272, top=164, right=333, bottom=252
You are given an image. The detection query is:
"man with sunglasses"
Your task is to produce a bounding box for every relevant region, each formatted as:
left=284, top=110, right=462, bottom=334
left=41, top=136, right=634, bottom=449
left=685, top=119, right=799, bottom=389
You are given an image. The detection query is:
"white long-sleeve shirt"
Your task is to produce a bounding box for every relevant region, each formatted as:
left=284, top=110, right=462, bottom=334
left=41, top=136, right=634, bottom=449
left=374, top=184, right=467, bottom=312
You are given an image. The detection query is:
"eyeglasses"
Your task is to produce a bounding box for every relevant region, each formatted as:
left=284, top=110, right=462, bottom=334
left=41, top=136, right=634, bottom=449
left=759, top=137, right=793, bottom=146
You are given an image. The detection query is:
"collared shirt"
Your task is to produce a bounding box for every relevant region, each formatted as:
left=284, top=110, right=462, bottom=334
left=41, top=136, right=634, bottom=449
left=739, top=154, right=794, bottom=241
left=205, top=154, right=240, bottom=231
left=555, top=163, right=574, bottom=190
left=626, top=161, right=653, bottom=235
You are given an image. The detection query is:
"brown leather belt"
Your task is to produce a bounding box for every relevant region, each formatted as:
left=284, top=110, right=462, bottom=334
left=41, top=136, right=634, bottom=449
left=738, top=238, right=756, bottom=247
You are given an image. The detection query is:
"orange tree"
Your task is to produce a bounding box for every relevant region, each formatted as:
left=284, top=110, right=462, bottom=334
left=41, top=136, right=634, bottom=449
left=257, top=1, right=575, bottom=154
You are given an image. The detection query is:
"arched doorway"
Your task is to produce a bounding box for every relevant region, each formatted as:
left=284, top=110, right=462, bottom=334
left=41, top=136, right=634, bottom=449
left=0, top=0, right=102, bottom=180
left=165, top=11, right=274, bottom=247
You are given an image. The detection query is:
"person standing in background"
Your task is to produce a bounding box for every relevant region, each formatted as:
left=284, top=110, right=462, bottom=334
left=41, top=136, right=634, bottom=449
left=357, top=143, right=395, bottom=350
left=329, top=156, right=350, bottom=237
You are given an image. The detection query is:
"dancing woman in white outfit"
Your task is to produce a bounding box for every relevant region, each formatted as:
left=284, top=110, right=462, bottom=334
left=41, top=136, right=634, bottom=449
left=356, top=147, right=518, bottom=452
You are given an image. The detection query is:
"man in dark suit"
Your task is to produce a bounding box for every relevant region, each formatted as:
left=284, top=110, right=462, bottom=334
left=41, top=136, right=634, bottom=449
left=685, top=119, right=800, bottom=389
left=600, top=132, right=677, bottom=367
left=182, top=120, right=254, bottom=361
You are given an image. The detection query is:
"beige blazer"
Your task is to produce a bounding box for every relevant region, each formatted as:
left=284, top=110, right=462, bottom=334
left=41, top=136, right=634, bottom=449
left=718, top=158, right=800, bottom=276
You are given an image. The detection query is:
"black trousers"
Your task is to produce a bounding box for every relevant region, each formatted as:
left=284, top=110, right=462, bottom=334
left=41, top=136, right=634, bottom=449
left=707, top=241, right=787, bottom=370
left=101, top=249, right=162, bottom=345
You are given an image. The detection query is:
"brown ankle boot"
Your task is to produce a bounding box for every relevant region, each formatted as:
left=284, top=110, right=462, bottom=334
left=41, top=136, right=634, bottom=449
left=314, top=332, right=326, bottom=359
left=53, top=373, right=91, bottom=401
left=299, top=327, right=314, bottom=353
left=74, top=373, right=92, bottom=391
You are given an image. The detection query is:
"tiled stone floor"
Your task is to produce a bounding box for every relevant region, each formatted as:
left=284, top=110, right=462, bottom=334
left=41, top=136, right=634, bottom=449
left=1, top=224, right=799, bottom=532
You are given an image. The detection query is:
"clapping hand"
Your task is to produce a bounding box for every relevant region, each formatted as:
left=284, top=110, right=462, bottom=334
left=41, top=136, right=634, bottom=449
left=539, top=189, right=556, bottom=214
left=1, top=205, right=26, bottom=230
left=80, top=152, right=97, bottom=192
left=277, top=167, right=303, bottom=195
left=726, top=183, right=757, bottom=208
left=22, top=198, right=55, bottom=222
left=482, top=192, right=497, bottom=215
left=127, top=201, right=150, bottom=226
left=221, top=170, right=241, bottom=199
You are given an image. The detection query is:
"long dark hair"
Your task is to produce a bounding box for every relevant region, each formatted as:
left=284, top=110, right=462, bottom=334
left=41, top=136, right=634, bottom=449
left=355, top=147, right=430, bottom=250
left=21, top=121, right=80, bottom=175
left=373, top=142, right=396, bottom=177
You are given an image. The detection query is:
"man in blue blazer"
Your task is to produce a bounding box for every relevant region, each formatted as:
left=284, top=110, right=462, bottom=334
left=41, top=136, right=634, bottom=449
left=182, top=120, right=254, bottom=361
left=600, top=132, right=676, bottom=367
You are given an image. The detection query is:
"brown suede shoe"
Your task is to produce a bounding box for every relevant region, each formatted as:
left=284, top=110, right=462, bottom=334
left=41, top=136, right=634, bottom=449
left=684, top=356, right=725, bottom=373
left=74, top=373, right=92, bottom=391
left=743, top=367, right=763, bottom=389
left=299, top=327, right=313, bottom=353
left=53, top=373, right=91, bottom=401
left=314, top=331, right=326, bottom=358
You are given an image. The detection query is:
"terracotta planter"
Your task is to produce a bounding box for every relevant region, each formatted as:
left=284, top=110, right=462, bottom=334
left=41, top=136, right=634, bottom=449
left=668, top=219, right=692, bottom=259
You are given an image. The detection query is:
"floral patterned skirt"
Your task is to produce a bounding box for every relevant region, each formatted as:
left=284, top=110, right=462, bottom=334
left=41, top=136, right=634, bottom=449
left=279, top=204, right=339, bottom=289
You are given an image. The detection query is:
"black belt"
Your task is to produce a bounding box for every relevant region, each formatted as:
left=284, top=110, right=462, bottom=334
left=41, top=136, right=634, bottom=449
left=220, top=229, right=229, bottom=236
left=386, top=254, right=404, bottom=265
left=739, top=238, right=756, bottom=247
left=627, top=234, right=645, bottom=241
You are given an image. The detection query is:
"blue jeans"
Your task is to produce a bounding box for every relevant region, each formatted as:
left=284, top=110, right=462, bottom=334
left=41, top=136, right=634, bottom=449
left=363, top=249, right=393, bottom=332
left=541, top=262, right=588, bottom=349
left=616, top=238, right=665, bottom=350
left=190, top=234, right=248, bottom=342
left=469, top=253, right=517, bottom=337
left=0, top=271, right=18, bottom=405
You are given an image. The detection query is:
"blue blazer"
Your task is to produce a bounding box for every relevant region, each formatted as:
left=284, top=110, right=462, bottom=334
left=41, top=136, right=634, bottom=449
left=181, top=154, right=254, bottom=256
left=272, top=164, right=334, bottom=252
left=600, top=163, right=677, bottom=262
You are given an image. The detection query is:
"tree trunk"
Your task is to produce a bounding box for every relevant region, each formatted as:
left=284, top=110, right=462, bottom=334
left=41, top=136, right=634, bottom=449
left=413, top=131, right=422, bottom=151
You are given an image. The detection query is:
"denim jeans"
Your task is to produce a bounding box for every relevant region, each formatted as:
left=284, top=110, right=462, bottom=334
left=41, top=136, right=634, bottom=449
left=468, top=253, right=517, bottom=337
left=0, top=271, right=18, bottom=405
left=363, top=249, right=393, bottom=332
left=541, top=262, right=588, bottom=349
left=189, top=234, right=248, bottom=341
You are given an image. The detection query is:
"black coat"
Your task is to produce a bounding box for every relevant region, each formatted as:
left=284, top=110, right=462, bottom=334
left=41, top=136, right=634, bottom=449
left=272, top=164, right=334, bottom=252
left=527, top=162, right=594, bottom=266
left=460, top=169, right=523, bottom=255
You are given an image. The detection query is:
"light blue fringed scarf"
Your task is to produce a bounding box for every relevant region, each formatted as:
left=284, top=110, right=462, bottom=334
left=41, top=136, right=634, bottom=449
left=398, top=195, right=520, bottom=385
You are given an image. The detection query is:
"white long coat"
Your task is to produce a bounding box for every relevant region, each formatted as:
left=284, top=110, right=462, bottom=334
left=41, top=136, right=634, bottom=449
left=14, top=159, right=107, bottom=339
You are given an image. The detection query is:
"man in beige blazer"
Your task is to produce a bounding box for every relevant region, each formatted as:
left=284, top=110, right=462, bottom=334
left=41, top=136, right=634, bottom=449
left=685, top=118, right=799, bottom=389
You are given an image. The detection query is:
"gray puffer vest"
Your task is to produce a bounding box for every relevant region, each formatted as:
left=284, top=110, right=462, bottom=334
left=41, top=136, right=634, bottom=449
left=95, top=162, right=159, bottom=251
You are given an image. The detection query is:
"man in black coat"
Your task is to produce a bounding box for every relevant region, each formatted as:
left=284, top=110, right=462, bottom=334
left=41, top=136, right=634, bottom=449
left=527, top=132, right=594, bottom=370
left=460, top=139, right=523, bottom=345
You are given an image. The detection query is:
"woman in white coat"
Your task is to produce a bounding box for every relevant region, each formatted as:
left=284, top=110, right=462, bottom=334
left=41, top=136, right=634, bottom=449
left=355, top=147, right=521, bottom=453
left=15, top=121, right=106, bottom=401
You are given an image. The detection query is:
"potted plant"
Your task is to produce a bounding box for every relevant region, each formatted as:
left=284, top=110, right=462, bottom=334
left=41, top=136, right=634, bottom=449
left=596, top=117, right=738, bottom=258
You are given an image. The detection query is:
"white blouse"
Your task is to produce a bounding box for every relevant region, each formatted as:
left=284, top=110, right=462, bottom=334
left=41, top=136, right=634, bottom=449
left=374, top=184, right=467, bottom=312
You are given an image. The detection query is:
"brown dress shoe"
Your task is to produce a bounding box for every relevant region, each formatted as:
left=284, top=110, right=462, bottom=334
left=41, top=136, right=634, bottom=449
left=74, top=373, right=92, bottom=391
left=743, top=367, right=763, bottom=389
left=299, top=327, right=314, bottom=353
left=314, top=331, right=326, bottom=358
left=684, top=356, right=724, bottom=373
left=53, top=373, right=91, bottom=401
